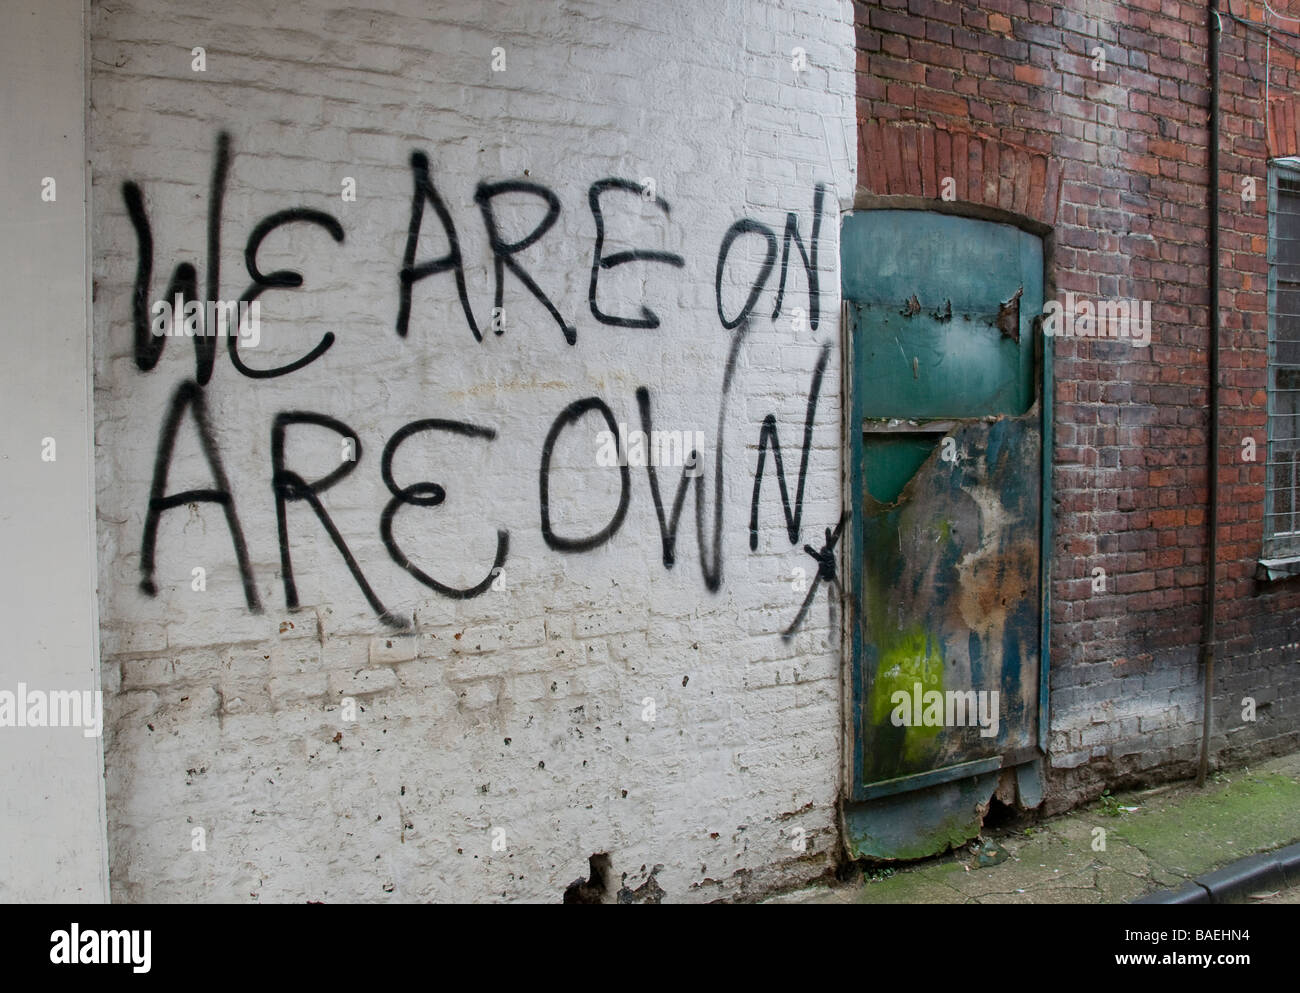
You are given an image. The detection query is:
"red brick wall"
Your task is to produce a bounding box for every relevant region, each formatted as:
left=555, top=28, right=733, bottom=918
left=854, top=0, right=1300, bottom=806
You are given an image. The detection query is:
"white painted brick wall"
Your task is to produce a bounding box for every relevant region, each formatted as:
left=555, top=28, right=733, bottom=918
left=90, top=0, right=856, bottom=902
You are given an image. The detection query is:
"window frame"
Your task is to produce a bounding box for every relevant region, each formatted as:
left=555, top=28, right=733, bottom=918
left=1263, top=157, right=1300, bottom=571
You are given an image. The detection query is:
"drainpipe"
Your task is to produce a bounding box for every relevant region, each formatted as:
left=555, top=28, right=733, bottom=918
left=1197, top=0, right=1222, bottom=788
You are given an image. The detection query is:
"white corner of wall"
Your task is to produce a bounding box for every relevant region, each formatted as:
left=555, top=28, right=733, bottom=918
left=0, top=0, right=109, bottom=903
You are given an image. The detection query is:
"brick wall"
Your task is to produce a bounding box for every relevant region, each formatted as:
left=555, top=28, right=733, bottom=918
left=89, top=0, right=1300, bottom=901
left=854, top=0, right=1300, bottom=808
left=90, top=0, right=856, bottom=902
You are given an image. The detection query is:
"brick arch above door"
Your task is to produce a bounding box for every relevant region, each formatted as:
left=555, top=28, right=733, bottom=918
left=1270, top=97, right=1300, bottom=159
left=857, top=120, right=1062, bottom=230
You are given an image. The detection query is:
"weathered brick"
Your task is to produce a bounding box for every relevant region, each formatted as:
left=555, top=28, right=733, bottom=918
left=91, top=0, right=855, bottom=907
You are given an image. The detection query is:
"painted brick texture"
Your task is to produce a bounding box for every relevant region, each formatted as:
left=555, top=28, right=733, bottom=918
left=90, top=0, right=857, bottom=902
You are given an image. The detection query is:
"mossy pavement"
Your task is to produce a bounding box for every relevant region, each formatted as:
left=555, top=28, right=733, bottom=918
left=767, top=752, right=1300, bottom=904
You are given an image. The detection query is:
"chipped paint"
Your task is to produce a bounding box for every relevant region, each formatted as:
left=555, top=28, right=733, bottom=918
left=859, top=411, right=1040, bottom=786
left=843, top=209, right=1048, bottom=862
left=997, top=287, right=1023, bottom=342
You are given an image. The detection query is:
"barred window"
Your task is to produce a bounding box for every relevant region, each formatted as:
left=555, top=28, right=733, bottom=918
left=1266, top=158, right=1300, bottom=560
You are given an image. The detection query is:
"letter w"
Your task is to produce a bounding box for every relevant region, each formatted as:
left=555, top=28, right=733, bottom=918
left=123, top=130, right=231, bottom=385
left=749, top=341, right=830, bottom=549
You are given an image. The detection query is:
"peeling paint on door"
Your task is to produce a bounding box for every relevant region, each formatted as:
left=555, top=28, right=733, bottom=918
left=842, top=209, right=1050, bottom=860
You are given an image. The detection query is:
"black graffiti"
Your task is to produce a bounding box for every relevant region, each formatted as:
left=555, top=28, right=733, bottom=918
left=123, top=131, right=231, bottom=385
left=715, top=219, right=778, bottom=330
left=749, top=340, right=831, bottom=549
left=782, top=512, right=848, bottom=641
left=271, top=412, right=407, bottom=629
left=587, top=179, right=685, bottom=329
left=474, top=180, right=576, bottom=344
left=397, top=151, right=481, bottom=341
left=125, top=131, right=342, bottom=382
left=123, top=132, right=839, bottom=632
left=233, top=208, right=344, bottom=378
left=545, top=194, right=814, bottom=593
left=772, top=183, right=825, bottom=331
left=138, top=377, right=839, bottom=629
left=692, top=314, right=763, bottom=592
left=139, top=379, right=261, bottom=611
left=635, top=387, right=692, bottom=568
left=380, top=419, right=508, bottom=599
left=613, top=314, right=756, bottom=591
left=715, top=184, right=824, bottom=333
left=539, top=397, right=631, bottom=552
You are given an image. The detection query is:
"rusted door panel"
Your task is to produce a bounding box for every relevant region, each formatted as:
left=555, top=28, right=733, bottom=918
left=859, top=410, right=1040, bottom=785
left=843, top=209, right=1048, bottom=856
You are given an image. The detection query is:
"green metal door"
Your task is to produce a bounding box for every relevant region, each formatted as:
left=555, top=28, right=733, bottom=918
left=842, top=209, right=1051, bottom=860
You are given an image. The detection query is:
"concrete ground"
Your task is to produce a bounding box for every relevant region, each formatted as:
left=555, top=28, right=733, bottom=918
left=767, top=752, right=1300, bottom=904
